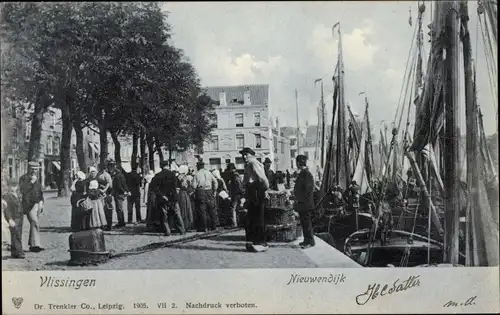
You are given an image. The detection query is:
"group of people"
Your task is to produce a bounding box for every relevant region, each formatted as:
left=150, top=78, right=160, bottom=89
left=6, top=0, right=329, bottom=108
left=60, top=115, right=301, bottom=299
left=1, top=147, right=320, bottom=259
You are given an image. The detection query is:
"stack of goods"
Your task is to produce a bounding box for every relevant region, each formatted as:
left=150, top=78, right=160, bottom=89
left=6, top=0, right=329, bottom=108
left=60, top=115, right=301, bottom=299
left=265, top=190, right=298, bottom=242
left=68, top=229, right=110, bottom=266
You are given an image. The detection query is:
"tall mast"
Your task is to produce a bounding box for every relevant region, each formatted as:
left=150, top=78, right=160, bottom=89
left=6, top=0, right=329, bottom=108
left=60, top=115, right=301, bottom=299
left=442, top=0, right=461, bottom=265
left=295, top=88, right=300, bottom=155
left=460, top=0, right=481, bottom=266
left=334, top=22, right=350, bottom=188
left=320, top=79, right=326, bottom=168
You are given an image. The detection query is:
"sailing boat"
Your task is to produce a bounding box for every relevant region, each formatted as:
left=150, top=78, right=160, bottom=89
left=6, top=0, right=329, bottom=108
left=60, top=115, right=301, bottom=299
left=344, top=0, right=499, bottom=267
left=313, top=22, right=375, bottom=248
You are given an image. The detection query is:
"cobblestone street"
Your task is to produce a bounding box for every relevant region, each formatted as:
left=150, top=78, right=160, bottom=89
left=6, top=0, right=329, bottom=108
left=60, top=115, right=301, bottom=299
left=2, top=192, right=348, bottom=270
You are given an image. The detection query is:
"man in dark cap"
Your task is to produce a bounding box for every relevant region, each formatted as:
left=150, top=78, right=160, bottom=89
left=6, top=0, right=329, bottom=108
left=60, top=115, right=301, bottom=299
left=151, top=160, right=185, bottom=235
left=293, top=154, right=316, bottom=248
left=19, top=161, right=45, bottom=252
left=240, top=147, right=269, bottom=252
left=108, top=160, right=129, bottom=228
left=263, top=157, right=278, bottom=191
left=192, top=160, right=219, bottom=232
left=226, top=163, right=244, bottom=228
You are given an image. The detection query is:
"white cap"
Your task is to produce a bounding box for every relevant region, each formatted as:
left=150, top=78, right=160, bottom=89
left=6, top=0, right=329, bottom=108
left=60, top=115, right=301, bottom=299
left=89, top=180, right=98, bottom=190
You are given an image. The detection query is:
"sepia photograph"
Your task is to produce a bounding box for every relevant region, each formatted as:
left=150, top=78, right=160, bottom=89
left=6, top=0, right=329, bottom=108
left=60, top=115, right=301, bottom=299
left=1, top=1, right=499, bottom=314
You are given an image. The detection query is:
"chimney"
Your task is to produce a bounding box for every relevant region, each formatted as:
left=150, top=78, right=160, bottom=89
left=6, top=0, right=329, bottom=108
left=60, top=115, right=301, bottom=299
left=243, top=88, right=251, bottom=105
left=219, top=92, right=227, bottom=106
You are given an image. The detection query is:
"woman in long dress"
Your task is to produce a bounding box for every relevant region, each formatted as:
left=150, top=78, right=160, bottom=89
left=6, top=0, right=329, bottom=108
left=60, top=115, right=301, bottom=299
left=70, top=171, right=87, bottom=231
left=177, top=165, right=194, bottom=231
left=79, top=180, right=107, bottom=229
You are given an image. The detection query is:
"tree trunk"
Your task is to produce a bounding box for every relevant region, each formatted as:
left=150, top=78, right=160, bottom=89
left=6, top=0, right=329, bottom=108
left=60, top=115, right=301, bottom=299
left=156, top=137, right=164, bottom=164
left=146, top=135, right=155, bottom=172
left=98, top=109, right=109, bottom=168
left=27, top=103, right=47, bottom=161
left=73, top=119, right=87, bottom=172
left=58, top=104, right=72, bottom=197
left=168, top=140, right=173, bottom=167
left=140, top=128, right=146, bottom=172
left=110, top=130, right=122, bottom=167
left=132, top=132, right=138, bottom=171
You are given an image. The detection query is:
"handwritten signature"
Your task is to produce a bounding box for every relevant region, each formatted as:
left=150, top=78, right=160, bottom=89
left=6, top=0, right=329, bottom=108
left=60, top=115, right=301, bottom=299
left=443, top=296, right=477, bottom=308
left=355, top=275, right=420, bottom=305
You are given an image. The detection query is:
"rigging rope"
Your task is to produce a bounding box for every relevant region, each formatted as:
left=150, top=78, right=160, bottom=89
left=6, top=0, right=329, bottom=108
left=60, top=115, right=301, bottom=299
left=479, top=14, right=499, bottom=114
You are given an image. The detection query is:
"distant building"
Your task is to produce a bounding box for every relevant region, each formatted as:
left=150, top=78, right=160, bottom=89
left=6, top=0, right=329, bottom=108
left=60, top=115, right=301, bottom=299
left=201, top=84, right=291, bottom=172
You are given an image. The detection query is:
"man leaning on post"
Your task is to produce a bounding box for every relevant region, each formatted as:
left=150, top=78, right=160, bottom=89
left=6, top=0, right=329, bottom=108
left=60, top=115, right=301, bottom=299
left=18, top=161, right=45, bottom=252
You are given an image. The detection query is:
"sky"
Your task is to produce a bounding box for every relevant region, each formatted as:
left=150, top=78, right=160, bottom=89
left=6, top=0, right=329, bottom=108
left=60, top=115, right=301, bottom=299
left=162, top=1, right=498, bottom=138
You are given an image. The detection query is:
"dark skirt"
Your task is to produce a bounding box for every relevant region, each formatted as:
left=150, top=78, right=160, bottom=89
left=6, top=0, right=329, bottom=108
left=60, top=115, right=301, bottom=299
left=70, top=192, right=85, bottom=231
left=178, top=190, right=194, bottom=231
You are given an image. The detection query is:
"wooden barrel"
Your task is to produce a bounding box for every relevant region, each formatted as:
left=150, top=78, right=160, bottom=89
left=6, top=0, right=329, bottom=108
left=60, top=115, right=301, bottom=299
left=265, top=207, right=295, bottom=225
left=68, top=228, right=110, bottom=266
left=266, top=222, right=298, bottom=243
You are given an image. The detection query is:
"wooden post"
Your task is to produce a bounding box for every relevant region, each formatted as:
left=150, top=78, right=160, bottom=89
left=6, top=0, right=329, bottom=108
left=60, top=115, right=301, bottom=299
left=443, top=0, right=461, bottom=265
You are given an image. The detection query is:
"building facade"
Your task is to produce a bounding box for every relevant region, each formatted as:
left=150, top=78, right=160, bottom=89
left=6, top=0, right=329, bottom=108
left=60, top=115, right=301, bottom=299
left=201, top=85, right=291, bottom=173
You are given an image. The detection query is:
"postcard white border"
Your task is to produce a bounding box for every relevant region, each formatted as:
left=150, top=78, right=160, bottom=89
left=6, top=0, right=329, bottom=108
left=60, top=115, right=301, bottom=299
left=2, top=267, right=499, bottom=314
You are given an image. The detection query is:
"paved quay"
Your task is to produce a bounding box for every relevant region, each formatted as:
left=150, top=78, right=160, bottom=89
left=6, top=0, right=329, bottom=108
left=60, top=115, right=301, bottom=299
left=2, top=192, right=360, bottom=271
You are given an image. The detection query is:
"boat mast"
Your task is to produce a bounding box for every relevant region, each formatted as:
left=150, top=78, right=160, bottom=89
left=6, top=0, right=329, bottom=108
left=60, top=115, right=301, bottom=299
left=442, top=0, right=461, bottom=265
left=295, top=88, right=300, bottom=156
left=320, top=79, right=326, bottom=168
left=333, top=22, right=350, bottom=188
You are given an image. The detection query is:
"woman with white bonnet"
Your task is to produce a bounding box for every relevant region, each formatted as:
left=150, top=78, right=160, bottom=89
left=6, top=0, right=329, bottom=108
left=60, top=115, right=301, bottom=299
left=70, top=171, right=87, bottom=231
left=177, top=165, right=194, bottom=231
left=82, top=179, right=107, bottom=229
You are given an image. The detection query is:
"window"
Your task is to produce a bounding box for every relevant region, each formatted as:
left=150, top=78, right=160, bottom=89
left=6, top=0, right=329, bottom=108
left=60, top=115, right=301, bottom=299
left=273, top=137, right=278, bottom=153
left=235, top=113, right=244, bottom=127
left=209, top=158, right=221, bottom=170
left=291, top=149, right=297, bottom=158
left=46, top=136, right=53, bottom=155
left=236, top=134, right=244, bottom=149
left=8, top=158, right=13, bottom=179
left=254, top=112, right=261, bottom=127
left=53, top=136, right=60, bottom=155
left=255, top=134, right=262, bottom=148
left=210, top=135, right=219, bottom=151
left=281, top=141, right=285, bottom=153
left=87, top=130, right=90, bottom=135
left=304, top=151, right=309, bottom=158
left=290, top=138, right=296, bottom=146
left=213, top=115, right=218, bottom=128
left=25, top=117, right=31, bottom=141
left=13, top=128, right=18, bottom=142
left=88, top=143, right=93, bottom=159
left=11, top=104, right=16, bottom=118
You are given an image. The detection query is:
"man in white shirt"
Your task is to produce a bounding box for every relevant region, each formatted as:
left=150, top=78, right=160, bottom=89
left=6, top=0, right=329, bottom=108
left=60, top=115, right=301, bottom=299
left=192, top=161, right=219, bottom=232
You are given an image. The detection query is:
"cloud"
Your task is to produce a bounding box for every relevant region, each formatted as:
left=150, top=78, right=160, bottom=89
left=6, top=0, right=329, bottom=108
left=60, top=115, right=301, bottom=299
left=308, top=22, right=379, bottom=70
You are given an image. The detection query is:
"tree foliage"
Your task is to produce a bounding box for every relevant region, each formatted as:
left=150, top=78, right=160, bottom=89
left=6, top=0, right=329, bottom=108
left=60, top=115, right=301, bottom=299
left=1, top=2, right=214, bottom=193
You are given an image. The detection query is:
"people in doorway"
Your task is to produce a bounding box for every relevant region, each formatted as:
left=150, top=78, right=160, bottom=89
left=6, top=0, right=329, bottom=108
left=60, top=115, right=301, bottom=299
left=191, top=161, right=219, bottom=232
left=294, top=155, right=316, bottom=249
left=19, top=161, right=44, bottom=252
left=241, top=147, right=270, bottom=253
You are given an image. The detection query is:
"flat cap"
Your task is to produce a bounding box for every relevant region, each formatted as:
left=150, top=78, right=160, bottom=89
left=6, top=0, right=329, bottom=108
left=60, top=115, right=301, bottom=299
left=28, top=161, right=40, bottom=169
left=239, top=147, right=255, bottom=155
left=296, top=154, right=308, bottom=163
left=263, top=157, right=272, bottom=164
left=160, top=160, right=170, bottom=167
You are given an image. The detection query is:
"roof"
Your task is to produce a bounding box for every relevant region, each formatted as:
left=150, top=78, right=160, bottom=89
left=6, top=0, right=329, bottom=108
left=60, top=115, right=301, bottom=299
left=204, top=85, right=269, bottom=106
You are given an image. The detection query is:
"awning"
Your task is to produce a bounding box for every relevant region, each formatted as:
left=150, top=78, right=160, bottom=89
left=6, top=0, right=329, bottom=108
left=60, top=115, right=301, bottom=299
left=52, top=161, right=61, bottom=171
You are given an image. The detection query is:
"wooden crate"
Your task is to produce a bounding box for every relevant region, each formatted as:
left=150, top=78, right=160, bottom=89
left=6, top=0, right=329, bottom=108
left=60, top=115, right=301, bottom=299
left=265, top=207, right=295, bottom=225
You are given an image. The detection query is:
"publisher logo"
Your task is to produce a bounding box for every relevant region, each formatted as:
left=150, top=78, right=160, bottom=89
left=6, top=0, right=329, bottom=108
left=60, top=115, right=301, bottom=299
left=12, top=297, right=24, bottom=309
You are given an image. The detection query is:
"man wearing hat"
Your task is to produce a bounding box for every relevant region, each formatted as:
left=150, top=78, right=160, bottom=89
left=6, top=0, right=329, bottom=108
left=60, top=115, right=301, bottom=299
left=108, top=160, right=129, bottom=228
left=18, top=161, right=45, bottom=252
left=293, top=154, right=316, bottom=248
left=152, top=160, right=185, bottom=235
left=240, top=147, right=270, bottom=252
left=263, top=157, right=278, bottom=191
left=191, top=160, right=219, bottom=232
left=3, top=178, right=25, bottom=258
